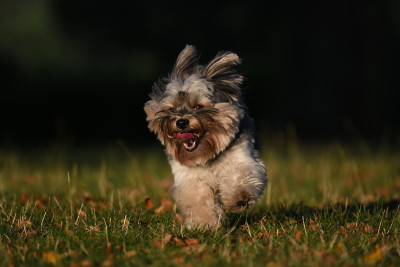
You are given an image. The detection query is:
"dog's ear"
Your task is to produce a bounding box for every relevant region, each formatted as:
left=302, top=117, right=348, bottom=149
left=144, top=99, right=157, bottom=121
left=149, top=77, right=169, bottom=101
left=171, top=45, right=199, bottom=80
left=202, top=51, right=243, bottom=102
left=144, top=100, right=160, bottom=134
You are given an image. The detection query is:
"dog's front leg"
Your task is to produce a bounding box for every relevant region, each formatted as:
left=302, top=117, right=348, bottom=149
left=219, top=162, right=266, bottom=213
left=172, top=179, right=224, bottom=229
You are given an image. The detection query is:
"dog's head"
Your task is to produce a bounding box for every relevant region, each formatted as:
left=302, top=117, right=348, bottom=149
left=144, top=45, right=245, bottom=166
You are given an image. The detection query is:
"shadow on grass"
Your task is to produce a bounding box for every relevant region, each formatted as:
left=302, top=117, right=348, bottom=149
left=227, top=199, right=400, bottom=227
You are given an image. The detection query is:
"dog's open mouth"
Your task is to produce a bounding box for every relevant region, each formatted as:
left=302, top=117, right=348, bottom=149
left=176, top=131, right=200, bottom=152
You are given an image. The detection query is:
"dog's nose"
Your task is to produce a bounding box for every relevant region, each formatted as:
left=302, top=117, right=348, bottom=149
left=176, top=118, right=189, bottom=130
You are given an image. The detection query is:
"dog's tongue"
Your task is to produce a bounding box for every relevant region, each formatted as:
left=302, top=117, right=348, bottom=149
left=176, top=132, right=195, bottom=141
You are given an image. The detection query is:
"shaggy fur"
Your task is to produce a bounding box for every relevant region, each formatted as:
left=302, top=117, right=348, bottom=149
left=144, top=45, right=267, bottom=228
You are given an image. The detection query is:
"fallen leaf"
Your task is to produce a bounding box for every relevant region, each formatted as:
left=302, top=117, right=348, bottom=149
left=18, top=194, right=30, bottom=204
left=81, top=259, right=92, bottom=266
left=102, top=259, right=113, bottom=266
left=35, top=198, right=46, bottom=208
left=154, top=206, right=164, bottom=214
left=346, top=222, right=358, bottom=230
left=175, top=213, right=183, bottom=223
left=154, top=240, right=163, bottom=249
left=364, top=246, right=382, bottom=264
left=364, top=223, right=372, bottom=233
left=295, top=231, right=303, bottom=241
left=161, top=199, right=174, bottom=209
left=102, top=255, right=113, bottom=266
left=155, top=233, right=173, bottom=249
left=163, top=233, right=173, bottom=244
left=106, top=242, right=112, bottom=253
left=78, top=210, right=87, bottom=219
left=173, top=236, right=186, bottom=247
left=144, top=198, right=153, bottom=210
left=17, top=220, right=32, bottom=228
left=90, top=225, right=101, bottom=232
left=43, top=251, right=57, bottom=265
left=184, top=238, right=199, bottom=246
left=333, top=242, right=344, bottom=253
left=125, top=250, right=136, bottom=257
left=174, top=256, right=185, bottom=263
left=155, top=199, right=174, bottom=214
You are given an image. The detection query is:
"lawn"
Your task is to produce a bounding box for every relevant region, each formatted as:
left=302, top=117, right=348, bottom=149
left=0, top=137, right=399, bottom=266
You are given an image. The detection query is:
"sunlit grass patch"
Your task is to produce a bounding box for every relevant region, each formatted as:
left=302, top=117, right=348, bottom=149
left=0, top=139, right=399, bottom=266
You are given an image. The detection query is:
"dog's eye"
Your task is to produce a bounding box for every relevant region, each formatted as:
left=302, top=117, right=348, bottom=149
left=169, top=107, right=177, bottom=113
left=194, top=105, right=203, bottom=110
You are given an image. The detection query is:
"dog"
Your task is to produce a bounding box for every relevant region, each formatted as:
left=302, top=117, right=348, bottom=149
left=144, top=45, right=267, bottom=228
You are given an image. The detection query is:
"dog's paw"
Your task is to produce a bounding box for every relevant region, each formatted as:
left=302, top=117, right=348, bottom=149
left=228, top=190, right=256, bottom=213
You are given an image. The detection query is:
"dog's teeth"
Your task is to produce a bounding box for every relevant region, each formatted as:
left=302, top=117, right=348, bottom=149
left=183, top=140, right=196, bottom=150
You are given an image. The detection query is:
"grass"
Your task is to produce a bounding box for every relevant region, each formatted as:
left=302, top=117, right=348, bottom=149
left=0, top=137, right=399, bottom=266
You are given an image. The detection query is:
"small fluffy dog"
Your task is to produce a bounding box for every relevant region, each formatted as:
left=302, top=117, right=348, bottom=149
left=144, top=45, right=267, bottom=228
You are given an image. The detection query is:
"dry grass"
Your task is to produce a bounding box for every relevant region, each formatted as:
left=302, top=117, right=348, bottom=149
left=0, top=137, right=399, bottom=266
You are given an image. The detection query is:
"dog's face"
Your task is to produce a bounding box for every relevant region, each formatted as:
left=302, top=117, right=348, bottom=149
left=144, top=45, right=245, bottom=166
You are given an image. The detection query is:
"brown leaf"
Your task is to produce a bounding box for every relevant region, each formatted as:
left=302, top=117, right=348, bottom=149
left=175, top=213, right=183, bottom=223
left=102, top=254, right=113, bottom=266
left=155, top=199, right=174, bottom=214
left=161, top=199, right=174, bottom=209
left=164, top=233, right=173, bottom=242
left=154, top=206, right=164, bottom=214
left=106, top=242, right=112, bottom=253
left=154, top=240, right=163, bottom=249
left=35, top=198, right=46, bottom=208
left=173, top=237, right=186, bottom=247
left=364, top=246, right=382, bottom=264
left=155, top=233, right=173, bottom=249
left=346, top=222, right=358, bottom=230
left=364, top=223, right=372, bottom=233
left=78, top=210, right=87, bottom=219
left=18, top=194, right=30, bottom=204
left=174, top=256, right=185, bottom=263
left=295, top=231, right=303, bottom=241
left=17, top=220, right=32, bottom=228
left=144, top=198, right=153, bottom=210
left=43, top=251, right=57, bottom=265
left=125, top=250, right=136, bottom=257
left=81, top=259, right=93, bottom=266
left=90, top=225, right=100, bottom=232
left=184, top=238, right=199, bottom=246
left=263, top=230, right=271, bottom=239
left=102, top=259, right=113, bottom=266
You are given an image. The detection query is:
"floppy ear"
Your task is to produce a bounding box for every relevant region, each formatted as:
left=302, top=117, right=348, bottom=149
left=144, top=99, right=160, bottom=133
left=171, top=45, right=199, bottom=80
left=202, top=51, right=243, bottom=102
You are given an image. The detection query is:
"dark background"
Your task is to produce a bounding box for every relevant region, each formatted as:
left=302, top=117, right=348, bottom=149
left=1, top=0, right=399, bottom=148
